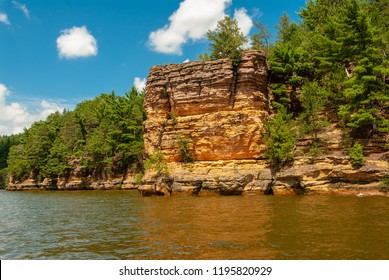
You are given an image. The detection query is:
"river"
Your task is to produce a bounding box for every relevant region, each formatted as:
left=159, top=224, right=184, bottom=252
left=0, top=190, right=388, bottom=259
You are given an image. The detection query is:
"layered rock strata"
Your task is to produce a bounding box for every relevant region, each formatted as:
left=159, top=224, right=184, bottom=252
left=143, top=50, right=269, bottom=162
left=6, top=159, right=139, bottom=191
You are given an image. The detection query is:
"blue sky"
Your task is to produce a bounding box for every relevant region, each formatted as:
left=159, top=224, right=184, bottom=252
left=0, top=0, right=306, bottom=135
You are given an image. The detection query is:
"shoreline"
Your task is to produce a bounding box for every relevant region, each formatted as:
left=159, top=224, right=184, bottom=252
left=5, top=184, right=389, bottom=197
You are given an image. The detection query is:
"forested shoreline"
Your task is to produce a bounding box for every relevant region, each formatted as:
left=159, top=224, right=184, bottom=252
left=1, top=0, right=388, bottom=190
left=0, top=88, right=145, bottom=188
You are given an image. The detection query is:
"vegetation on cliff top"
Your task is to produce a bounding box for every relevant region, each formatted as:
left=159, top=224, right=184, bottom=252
left=262, top=0, right=389, bottom=168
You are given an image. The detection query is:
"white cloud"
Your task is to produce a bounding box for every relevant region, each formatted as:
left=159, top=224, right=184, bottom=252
left=234, top=8, right=253, bottom=37
left=0, top=83, right=63, bottom=135
left=183, top=59, right=190, bottom=63
left=134, top=77, right=146, bottom=91
left=149, top=0, right=232, bottom=55
left=0, top=12, right=10, bottom=25
left=56, top=26, right=98, bottom=59
left=12, top=1, right=30, bottom=19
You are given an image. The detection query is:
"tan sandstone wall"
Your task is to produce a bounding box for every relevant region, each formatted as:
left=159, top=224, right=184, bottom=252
left=144, top=50, right=269, bottom=162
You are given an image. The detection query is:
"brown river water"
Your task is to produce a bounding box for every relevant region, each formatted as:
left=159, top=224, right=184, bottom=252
left=0, top=190, right=388, bottom=259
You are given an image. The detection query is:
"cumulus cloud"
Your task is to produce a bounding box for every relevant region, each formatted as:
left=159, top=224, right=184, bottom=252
left=134, top=77, right=146, bottom=91
left=234, top=8, right=253, bottom=36
left=0, top=12, right=10, bottom=25
left=0, top=83, right=63, bottom=135
left=56, top=26, right=98, bottom=59
left=149, top=0, right=232, bottom=55
left=12, top=1, right=30, bottom=19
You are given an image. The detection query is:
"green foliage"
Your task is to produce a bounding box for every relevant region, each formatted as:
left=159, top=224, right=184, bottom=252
left=177, top=136, right=194, bottom=163
left=144, top=150, right=169, bottom=176
left=263, top=104, right=297, bottom=168
left=0, top=134, right=20, bottom=170
left=134, top=172, right=143, bottom=185
left=276, top=11, right=299, bottom=44
left=381, top=174, right=389, bottom=185
left=0, top=168, right=8, bottom=188
left=6, top=87, right=146, bottom=184
left=266, top=0, right=388, bottom=153
left=206, top=16, right=248, bottom=66
left=299, top=81, right=329, bottom=141
left=296, top=0, right=389, bottom=136
left=168, top=112, right=178, bottom=125
left=269, top=25, right=314, bottom=111
left=307, top=141, right=324, bottom=163
left=349, top=142, right=364, bottom=167
left=380, top=174, right=389, bottom=192
left=7, top=144, right=31, bottom=181
left=197, top=52, right=211, bottom=62
left=251, top=21, right=272, bottom=53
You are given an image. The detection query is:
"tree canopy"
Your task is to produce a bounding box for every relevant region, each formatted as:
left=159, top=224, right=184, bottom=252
left=202, top=16, right=248, bottom=66
left=5, top=87, right=145, bottom=184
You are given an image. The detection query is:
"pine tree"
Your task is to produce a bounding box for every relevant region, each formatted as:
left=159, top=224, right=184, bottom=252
left=206, top=16, right=248, bottom=66
left=263, top=104, right=297, bottom=168
left=251, top=21, right=272, bottom=53
left=299, top=81, right=329, bottom=141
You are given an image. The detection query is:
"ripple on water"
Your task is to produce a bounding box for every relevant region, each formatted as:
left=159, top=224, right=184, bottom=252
left=0, top=191, right=388, bottom=259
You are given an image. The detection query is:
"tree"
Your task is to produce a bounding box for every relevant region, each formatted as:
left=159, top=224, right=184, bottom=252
left=0, top=134, right=20, bottom=170
left=349, top=142, right=364, bottom=167
left=263, top=104, right=297, bottom=168
left=5, top=87, right=146, bottom=184
left=206, top=16, right=248, bottom=66
left=335, top=0, right=389, bottom=137
left=276, top=11, right=298, bottom=44
left=251, top=21, right=272, bottom=53
left=299, top=81, right=329, bottom=141
left=7, top=144, right=31, bottom=181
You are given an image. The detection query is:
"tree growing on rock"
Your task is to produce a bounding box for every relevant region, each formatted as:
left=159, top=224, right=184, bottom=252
left=263, top=104, right=297, bottom=169
left=202, top=16, right=248, bottom=66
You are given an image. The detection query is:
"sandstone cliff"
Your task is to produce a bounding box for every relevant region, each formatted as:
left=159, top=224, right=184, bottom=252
left=143, top=50, right=269, bottom=162
left=140, top=50, right=389, bottom=196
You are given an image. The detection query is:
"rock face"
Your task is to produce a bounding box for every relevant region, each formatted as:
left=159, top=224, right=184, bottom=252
left=144, top=50, right=269, bottom=162
left=6, top=159, right=139, bottom=191
left=141, top=50, right=389, bottom=196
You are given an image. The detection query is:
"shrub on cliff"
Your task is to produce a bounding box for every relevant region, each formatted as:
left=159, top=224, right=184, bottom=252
left=263, top=104, right=296, bottom=169
left=177, top=136, right=194, bottom=163
left=349, top=142, right=364, bottom=167
left=298, top=81, right=329, bottom=142
left=144, top=150, right=169, bottom=177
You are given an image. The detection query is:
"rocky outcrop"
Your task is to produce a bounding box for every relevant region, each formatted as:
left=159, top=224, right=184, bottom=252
left=141, top=50, right=389, bottom=196
left=6, top=159, right=139, bottom=191
left=144, top=50, right=269, bottom=162
left=141, top=124, right=389, bottom=196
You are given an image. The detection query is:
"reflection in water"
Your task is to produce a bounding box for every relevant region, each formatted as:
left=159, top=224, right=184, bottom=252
left=138, top=196, right=275, bottom=259
left=0, top=190, right=388, bottom=259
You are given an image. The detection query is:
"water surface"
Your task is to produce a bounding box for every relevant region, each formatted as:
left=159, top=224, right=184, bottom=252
left=0, top=190, right=388, bottom=259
